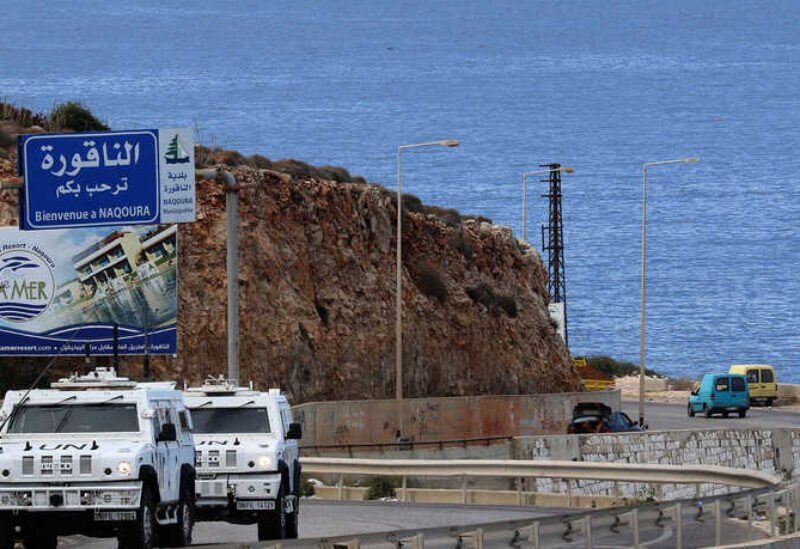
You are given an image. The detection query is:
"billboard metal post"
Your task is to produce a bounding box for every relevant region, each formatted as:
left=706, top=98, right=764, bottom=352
left=112, top=323, right=119, bottom=372
left=196, top=169, right=240, bottom=383
left=84, top=343, right=91, bottom=375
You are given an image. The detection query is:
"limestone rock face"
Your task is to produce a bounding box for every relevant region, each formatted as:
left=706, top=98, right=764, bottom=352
left=0, top=156, right=580, bottom=402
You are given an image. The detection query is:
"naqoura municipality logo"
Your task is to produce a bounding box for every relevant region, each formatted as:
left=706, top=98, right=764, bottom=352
left=0, top=249, right=55, bottom=322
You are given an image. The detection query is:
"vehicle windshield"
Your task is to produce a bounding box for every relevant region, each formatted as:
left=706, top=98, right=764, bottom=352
left=7, top=404, right=139, bottom=434
left=191, top=407, right=271, bottom=434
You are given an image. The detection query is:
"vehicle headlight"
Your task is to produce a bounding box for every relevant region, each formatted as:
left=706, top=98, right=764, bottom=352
left=116, top=461, right=132, bottom=476
left=256, top=456, right=272, bottom=470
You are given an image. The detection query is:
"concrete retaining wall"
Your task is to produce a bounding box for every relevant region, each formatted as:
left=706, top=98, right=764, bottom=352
left=293, top=390, right=621, bottom=446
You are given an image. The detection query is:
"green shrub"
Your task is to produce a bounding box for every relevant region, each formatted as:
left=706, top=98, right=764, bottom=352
left=299, top=475, right=316, bottom=497
left=48, top=102, right=109, bottom=132
left=402, top=193, right=424, bottom=213
left=411, top=262, right=448, bottom=303
left=0, top=102, right=46, bottom=127
left=585, top=355, right=661, bottom=378
left=495, top=293, right=518, bottom=318
left=363, top=476, right=398, bottom=500
left=466, top=283, right=518, bottom=318
left=249, top=154, right=272, bottom=169
left=317, top=165, right=353, bottom=183
left=0, top=127, right=14, bottom=148
left=424, top=206, right=462, bottom=228
left=449, top=232, right=474, bottom=261
left=466, top=283, right=495, bottom=309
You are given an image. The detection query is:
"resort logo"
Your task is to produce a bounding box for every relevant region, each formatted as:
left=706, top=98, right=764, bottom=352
left=0, top=247, right=55, bottom=323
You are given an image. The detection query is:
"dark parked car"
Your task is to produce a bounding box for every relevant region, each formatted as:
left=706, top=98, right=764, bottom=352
left=567, top=402, right=645, bottom=434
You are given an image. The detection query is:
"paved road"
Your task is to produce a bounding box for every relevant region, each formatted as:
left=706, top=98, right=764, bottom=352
left=622, top=400, right=800, bottom=431
left=61, top=500, right=569, bottom=547
left=60, top=500, right=768, bottom=547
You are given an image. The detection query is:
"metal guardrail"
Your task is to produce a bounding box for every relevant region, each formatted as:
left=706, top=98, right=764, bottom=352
left=299, top=457, right=782, bottom=491
left=251, top=483, right=798, bottom=549
left=300, top=435, right=513, bottom=453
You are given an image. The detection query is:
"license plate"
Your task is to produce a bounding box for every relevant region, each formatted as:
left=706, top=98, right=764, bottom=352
left=236, top=500, right=275, bottom=511
left=94, top=510, right=137, bottom=521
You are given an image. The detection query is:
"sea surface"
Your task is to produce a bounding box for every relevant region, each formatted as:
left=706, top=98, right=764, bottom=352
left=1, top=1, right=798, bottom=381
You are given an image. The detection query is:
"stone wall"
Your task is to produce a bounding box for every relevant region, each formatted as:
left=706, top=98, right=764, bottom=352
left=513, top=428, right=799, bottom=499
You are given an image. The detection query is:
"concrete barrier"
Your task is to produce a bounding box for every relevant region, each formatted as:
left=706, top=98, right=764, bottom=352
left=293, top=390, right=621, bottom=447
left=779, top=384, right=800, bottom=405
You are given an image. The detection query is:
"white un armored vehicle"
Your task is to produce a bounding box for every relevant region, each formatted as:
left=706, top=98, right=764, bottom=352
left=0, top=367, right=196, bottom=549
left=184, top=377, right=301, bottom=541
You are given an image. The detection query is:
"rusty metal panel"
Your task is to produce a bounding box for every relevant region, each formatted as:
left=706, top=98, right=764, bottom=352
left=295, top=390, right=622, bottom=447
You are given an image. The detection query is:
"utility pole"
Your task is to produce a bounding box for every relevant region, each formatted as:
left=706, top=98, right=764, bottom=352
left=540, top=163, right=569, bottom=348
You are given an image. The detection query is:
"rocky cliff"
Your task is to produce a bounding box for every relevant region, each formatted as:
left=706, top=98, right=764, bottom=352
left=0, top=132, right=580, bottom=402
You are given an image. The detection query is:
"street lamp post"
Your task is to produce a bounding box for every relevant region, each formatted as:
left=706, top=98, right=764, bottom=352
left=639, top=157, right=699, bottom=427
left=521, top=166, right=574, bottom=242
left=396, top=139, right=459, bottom=439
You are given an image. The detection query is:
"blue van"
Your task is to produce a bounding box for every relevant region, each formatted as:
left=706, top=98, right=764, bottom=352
left=688, top=373, right=749, bottom=418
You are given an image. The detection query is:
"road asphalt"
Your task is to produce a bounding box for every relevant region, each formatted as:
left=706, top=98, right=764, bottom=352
left=60, top=499, right=770, bottom=547
left=622, top=400, right=800, bottom=431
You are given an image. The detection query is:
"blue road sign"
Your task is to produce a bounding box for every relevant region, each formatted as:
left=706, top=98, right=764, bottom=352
left=18, top=128, right=196, bottom=230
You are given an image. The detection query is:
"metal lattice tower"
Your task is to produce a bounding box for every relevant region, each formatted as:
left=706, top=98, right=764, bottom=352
left=540, top=163, right=568, bottom=347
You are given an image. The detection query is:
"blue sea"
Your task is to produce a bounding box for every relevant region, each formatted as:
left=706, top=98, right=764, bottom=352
left=1, top=1, right=798, bottom=381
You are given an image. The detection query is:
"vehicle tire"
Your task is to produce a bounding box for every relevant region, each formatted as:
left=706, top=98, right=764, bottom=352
left=687, top=404, right=695, bottom=417
left=704, top=405, right=713, bottom=418
left=739, top=408, right=747, bottom=418
left=722, top=411, right=729, bottom=418
left=163, top=476, right=194, bottom=546
left=767, top=398, right=774, bottom=407
left=22, top=531, right=57, bottom=549
left=285, top=477, right=300, bottom=541
left=119, top=483, right=156, bottom=549
left=257, top=483, right=287, bottom=541
left=0, top=517, right=13, bottom=549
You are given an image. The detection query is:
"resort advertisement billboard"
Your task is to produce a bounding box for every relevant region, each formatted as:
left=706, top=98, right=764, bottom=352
left=0, top=223, right=177, bottom=355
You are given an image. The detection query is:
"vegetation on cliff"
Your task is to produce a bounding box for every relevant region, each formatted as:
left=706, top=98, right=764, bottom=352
left=0, top=101, right=580, bottom=402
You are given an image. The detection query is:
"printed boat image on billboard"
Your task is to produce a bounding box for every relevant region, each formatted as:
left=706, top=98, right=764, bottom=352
left=0, top=224, right=177, bottom=355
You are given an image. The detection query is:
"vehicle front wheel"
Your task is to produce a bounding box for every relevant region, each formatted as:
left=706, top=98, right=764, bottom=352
left=739, top=408, right=747, bottom=418
left=0, top=517, right=13, bottom=549
left=162, top=478, right=194, bottom=546
left=119, top=483, right=156, bottom=549
left=23, top=530, right=57, bottom=549
left=687, top=403, right=695, bottom=417
left=257, top=485, right=287, bottom=541
left=286, top=494, right=299, bottom=539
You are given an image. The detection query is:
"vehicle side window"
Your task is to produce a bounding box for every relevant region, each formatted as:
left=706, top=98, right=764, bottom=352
left=283, top=409, right=291, bottom=433
left=619, top=412, right=633, bottom=426
left=761, top=369, right=774, bottom=383
left=731, top=377, right=745, bottom=392
left=715, top=377, right=729, bottom=392
left=179, top=410, right=191, bottom=432
left=747, top=370, right=759, bottom=384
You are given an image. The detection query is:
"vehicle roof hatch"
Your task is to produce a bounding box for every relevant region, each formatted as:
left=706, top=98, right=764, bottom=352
left=51, top=367, right=138, bottom=391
